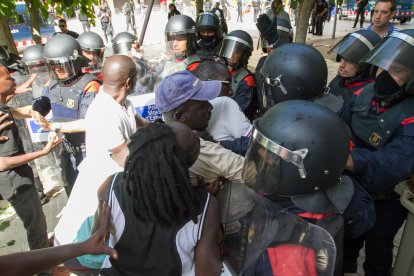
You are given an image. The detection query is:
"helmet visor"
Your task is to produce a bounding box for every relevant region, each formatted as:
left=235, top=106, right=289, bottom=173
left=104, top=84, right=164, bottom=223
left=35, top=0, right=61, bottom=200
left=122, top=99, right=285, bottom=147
left=24, top=62, right=47, bottom=75
left=328, top=32, right=376, bottom=63
left=242, top=128, right=308, bottom=195
left=82, top=49, right=104, bottom=69
left=219, top=37, right=252, bottom=61
left=362, top=32, right=414, bottom=84
left=47, top=59, right=76, bottom=81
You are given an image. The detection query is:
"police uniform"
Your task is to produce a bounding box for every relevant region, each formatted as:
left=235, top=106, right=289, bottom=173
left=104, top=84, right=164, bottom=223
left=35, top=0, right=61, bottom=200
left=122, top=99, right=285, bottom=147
left=33, top=74, right=100, bottom=194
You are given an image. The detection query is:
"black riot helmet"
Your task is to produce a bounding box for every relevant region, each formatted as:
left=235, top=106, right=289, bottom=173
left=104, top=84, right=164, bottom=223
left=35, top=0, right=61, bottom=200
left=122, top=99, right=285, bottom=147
left=260, top=43, right=328, bottom=107
left=219, top=30, right=253, bottom=67
left=112, top=32, right=136, bottom=55
left=165, top=15, right=198, bottom=60
left=78, top=32, right=105, bottom=71
left=0, top=46, right=23, bottom=73
left=44, top=34, right=84, bottom=82
left=328, top=30, right=381, bottom=63
left=362, top=29, right=414, bottom=97
left=196, top=12, right=222, bottom=47
left=242, top=100, right=350, bottom=198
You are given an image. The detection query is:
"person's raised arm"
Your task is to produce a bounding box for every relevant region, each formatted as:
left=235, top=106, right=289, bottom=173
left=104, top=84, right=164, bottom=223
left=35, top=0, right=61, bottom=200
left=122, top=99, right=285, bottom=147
left=0, top=133, right=63, bottom=171
left=0, top=202, right=117, bottom=276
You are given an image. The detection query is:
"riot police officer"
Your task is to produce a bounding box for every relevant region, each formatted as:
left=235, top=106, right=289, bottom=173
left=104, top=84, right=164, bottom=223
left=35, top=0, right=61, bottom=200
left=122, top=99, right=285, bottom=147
left=259, top=43, right=342, bottom=113
left=161, top=15, right=201, bottom=79
left=238, top=100, right=374, bottom=275
left=340, top=29, right=414, bottom=276
left=77, top=31, right=105, bottom=77
left=31, top=34, right=101, bottom=195
left=328, top=30, right=381, bottom=103
left=219, top=30, right=257, bottom=121
left=195, top=12, right=223, bottom=60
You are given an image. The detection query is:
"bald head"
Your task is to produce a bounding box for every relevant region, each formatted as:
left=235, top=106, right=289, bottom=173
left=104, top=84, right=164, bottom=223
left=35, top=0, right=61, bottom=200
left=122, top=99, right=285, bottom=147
left=103, top=55, right=137, bottom=87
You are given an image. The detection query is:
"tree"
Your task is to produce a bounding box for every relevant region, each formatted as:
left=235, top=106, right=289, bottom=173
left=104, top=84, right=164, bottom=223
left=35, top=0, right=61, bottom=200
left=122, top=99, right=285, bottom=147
left=292, top=0, right=316, bottom=43
left=0, top=0, right=98, bottom=54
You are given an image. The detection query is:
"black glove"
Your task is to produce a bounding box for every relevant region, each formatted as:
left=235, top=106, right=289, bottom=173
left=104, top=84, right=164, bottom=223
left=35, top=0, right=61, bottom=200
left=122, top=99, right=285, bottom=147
left=256, top=14, right=279, bottom=45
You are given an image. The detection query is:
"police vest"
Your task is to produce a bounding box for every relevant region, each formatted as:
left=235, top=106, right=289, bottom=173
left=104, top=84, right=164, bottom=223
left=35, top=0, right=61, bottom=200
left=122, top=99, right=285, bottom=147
left=231, top=67, right=252, bottom=94
left=161, top=55, right=201, bottom=79
left=329, top=75, right=373, bottom=103
left=49, top=74, right=100, bottom=145
left=351, top=83, right=414, bottom=148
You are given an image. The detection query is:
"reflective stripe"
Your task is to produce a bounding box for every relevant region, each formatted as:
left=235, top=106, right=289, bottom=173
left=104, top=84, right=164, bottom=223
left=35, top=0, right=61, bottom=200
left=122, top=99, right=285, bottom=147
left=276, top=26, right=291, bottom=34
left=297, top=211, right=334, bottom=220
left=224, top=35, right=253, bottom=50
left=350, top=32, right=374, bottom=50
left=390, top=32, right=414, bottom=47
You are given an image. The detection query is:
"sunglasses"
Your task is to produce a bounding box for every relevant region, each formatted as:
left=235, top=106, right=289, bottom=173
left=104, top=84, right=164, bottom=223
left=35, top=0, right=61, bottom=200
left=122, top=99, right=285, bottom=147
left=59, top=25, right=66, bottom=28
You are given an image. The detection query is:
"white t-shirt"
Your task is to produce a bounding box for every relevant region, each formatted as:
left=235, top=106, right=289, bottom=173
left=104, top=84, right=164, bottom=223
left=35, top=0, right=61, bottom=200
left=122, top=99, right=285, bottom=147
left=207, top=96, right=252, bottom=141
left=54, top=88, right=137, bottom=248
left=85, top=87, right=137, bottom=159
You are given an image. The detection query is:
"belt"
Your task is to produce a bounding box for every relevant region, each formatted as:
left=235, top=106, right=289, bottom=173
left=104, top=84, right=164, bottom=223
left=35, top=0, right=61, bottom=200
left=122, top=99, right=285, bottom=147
left=64, top=143, right=86, bottom=154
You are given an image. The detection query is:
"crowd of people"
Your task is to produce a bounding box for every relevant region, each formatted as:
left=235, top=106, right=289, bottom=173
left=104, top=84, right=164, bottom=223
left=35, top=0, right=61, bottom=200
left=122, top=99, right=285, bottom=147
left=0, top=0, right=413, bottom=275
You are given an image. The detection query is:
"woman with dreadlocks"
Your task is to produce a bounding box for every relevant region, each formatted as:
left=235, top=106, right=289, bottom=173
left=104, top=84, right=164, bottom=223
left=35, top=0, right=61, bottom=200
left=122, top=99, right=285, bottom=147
left=95, top=122, right=221, bottom=276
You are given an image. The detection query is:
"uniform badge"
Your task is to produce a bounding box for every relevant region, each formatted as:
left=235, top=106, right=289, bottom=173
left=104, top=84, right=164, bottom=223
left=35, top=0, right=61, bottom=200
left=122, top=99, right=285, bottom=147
left=247, top=224, right=255, bottom=244
left=67, top=99, right=74, bottom=108
left=369, top=132, right=382, bottom=146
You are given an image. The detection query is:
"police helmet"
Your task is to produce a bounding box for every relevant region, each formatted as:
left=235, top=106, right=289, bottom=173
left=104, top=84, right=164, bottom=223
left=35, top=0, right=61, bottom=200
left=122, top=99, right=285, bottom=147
left=260, top=43, right=328, bottom=106
left=196, top=12, right=222, bottom=47
left=22, top=44, right=47, bottom=75
left=273, top=18, right=294, bottom=48
left=328, top=30, right=381, bottom=63
left=362, top=29, right=414, bottom=95
left=112, top=32, right=136, bottom=55
left=219, top=30, right=253, bottom=67
left=43, top=34, right=84, bottom=81
left=242, top=100, right=350, bottom=198
left=165, top=15, right=198, bottom=59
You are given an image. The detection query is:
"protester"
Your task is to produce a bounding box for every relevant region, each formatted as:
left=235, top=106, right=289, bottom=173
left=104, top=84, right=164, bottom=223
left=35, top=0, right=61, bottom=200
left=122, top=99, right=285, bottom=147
left=0, top=65, right=63, bottom=276
left=96, top=122, right=221, bottom=275
left=0, top=203, right=117, bottom=276
left=156, top=70, right=245, bottom=193
left=54, top=55, right=148, bottom=273
left=193, top=61, right=252, bottom=156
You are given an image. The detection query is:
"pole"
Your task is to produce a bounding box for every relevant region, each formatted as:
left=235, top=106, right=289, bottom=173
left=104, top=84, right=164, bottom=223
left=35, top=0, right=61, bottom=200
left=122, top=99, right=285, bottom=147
left=332, top=0, right=338, bottom=39
left=138, top=0, right=156, bottom=46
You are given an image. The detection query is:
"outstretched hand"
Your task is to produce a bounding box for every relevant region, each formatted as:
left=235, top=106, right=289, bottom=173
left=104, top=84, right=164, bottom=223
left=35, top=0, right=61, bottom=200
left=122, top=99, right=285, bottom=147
left=31, top=110, right=52, bottom=131
left=81, top=201, right=118, bottom=259
left=15, top=74, right=36, bottom=94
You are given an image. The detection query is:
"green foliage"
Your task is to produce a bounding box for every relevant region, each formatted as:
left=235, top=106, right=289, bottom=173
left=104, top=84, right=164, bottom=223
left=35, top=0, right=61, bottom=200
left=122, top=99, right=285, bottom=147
left=0, top=0, right=99, bottom=22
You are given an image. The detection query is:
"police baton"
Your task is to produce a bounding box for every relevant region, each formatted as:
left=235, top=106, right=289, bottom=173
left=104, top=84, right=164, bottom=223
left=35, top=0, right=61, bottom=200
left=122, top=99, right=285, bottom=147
left=138, top=0, right=156, bottom=46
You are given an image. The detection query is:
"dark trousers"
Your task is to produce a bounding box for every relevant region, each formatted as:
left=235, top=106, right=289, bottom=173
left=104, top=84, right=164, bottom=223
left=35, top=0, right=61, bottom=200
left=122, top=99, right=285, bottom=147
left=61, top=149, right=85, bottom=196
left=253, top=7, right=260, bottom=23
left=101, top=23, right=113, bottom=43
left=81, top=21, right=91, bottom=32
left=125, top=15, right=135, bottom=32
left=8, top=184, right=48, bottom=251
left=353, top=8, right=365, bottom=28
left=315, top=15, right=324, bottom=35
left=237, top=11, right=243, bottom=22
left=343, top=198, right=407, bottom=276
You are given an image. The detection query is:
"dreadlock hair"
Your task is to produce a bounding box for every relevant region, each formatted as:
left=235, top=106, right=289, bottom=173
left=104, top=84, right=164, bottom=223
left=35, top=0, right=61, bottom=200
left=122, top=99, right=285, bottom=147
left=124, top=123, right=201, bottom=228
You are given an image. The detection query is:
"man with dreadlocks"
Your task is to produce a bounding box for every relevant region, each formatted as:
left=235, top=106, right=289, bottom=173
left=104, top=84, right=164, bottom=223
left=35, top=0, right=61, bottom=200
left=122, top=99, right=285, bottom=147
left=96, top=122, right=221, bottom=275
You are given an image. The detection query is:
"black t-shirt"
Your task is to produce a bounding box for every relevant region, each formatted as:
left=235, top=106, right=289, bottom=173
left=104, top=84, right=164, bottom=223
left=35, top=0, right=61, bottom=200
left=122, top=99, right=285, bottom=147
left=0, top=104, right=34, bottom=200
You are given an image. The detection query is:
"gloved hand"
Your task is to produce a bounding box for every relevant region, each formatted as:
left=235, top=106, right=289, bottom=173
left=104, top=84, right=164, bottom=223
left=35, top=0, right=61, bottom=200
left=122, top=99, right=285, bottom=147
left=256, top=14, right=279, bottom=44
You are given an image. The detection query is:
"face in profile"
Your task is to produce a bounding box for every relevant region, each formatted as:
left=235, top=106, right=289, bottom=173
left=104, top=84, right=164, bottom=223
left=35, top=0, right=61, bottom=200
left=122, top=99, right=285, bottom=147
left=338, top=57, right=359, bottom=78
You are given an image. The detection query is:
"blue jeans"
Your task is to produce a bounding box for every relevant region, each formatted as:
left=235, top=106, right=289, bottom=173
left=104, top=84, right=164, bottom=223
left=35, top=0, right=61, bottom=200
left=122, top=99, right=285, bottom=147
left=61, top=149, right=86, bottom=196
left=8, top=184, right=48, bottom=251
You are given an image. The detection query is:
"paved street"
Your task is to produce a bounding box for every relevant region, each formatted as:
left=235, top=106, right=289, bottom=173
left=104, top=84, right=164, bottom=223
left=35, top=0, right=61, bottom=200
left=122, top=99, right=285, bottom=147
left=0, top=5, right=413, bottom=275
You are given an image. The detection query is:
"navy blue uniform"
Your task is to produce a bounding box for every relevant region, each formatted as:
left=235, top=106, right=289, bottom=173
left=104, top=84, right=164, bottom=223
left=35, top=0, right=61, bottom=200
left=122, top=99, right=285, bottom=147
left=339, top=83, right=414, bottom=276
